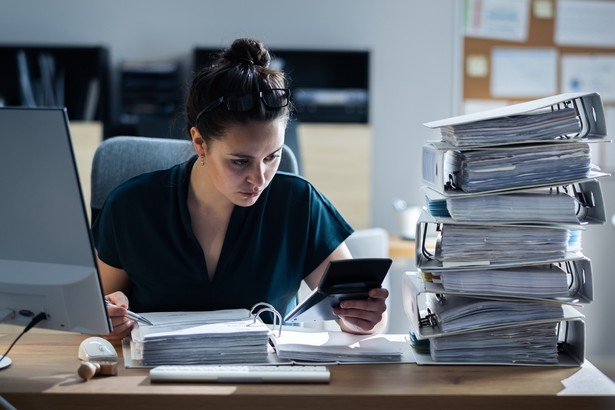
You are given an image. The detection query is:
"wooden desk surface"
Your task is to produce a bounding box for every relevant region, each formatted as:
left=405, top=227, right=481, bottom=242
left=1, top=332, right=614, bottom=410
left=388, top=236, right=415, bottom=259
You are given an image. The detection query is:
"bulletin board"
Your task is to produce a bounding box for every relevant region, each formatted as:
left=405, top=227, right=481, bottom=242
left=461, top=0, right=615, bottom=170
left=462, top=0, right=615, bottom=103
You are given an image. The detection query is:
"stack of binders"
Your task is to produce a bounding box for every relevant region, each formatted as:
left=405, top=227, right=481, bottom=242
left=403, top=92, right=610, bottom=366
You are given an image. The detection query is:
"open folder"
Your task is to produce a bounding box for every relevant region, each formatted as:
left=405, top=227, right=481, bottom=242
left=128, top=305, right=273, bottom=367
left=270, top=328, right=405, bottom=363
left=122, top=306, right=413, bottom=368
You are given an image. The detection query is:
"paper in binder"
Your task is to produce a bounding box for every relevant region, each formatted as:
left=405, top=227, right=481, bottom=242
left=424, top=320, right=585, bottom=366
left=423, top=179, right=606, bottom=227
left=415, top=212, right=583, bottom=268
left=439, top=224, right=578, bottom=264
left=270, top=329, right=404, bottom=363
left=428, top=322, right=561, bottom=364
left=422, top=266, right=571, bottom=297
left=415, top=216, right=587, bottom=272
left=423, top=141, right=598, bottom=195
left=437, top=107, right=582, bottom=147
left=401, top=272, right=586, bottom=366
left=421, top=93, right=611, bottom=197
left=418, top=258, right=593, bottom=304
left=423, top=92, right=608, bottom=148
left=426, top=294, right=566, bottom=334
left=402, top=272, right=585, bottom=338
left=129, top=303, right=279, bottom=367
left=123, top=302, right=409, bottom=368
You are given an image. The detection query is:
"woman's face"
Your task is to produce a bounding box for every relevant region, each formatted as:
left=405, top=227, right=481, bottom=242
left=198, top=119, right=286, bottom=207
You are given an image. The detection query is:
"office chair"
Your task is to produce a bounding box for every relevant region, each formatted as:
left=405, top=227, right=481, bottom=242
left=90, top=136, right=299, bottom=221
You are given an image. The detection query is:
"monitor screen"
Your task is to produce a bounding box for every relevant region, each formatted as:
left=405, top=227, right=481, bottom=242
left=0, top=107, right=111, bottom=336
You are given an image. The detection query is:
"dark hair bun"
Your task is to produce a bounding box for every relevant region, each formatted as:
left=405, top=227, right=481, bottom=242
left=223, top=38, right=270, bottom=68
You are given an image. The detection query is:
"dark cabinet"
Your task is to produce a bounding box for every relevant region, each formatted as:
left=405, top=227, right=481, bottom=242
left=0, top=45, right=110, bottom=123
left=194, top=48, right=369, bottom=124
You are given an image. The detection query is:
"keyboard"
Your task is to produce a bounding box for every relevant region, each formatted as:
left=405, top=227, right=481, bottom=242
left=149, top=364, right=331, bottom=383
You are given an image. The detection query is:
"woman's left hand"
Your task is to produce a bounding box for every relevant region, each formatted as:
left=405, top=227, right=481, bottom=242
left=333, top=287, right=389, bottom=334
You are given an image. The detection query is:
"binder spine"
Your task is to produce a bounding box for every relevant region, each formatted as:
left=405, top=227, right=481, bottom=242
left=577, top=92, right=607, bottom=138
left=422, top=144, right=437, bottom=187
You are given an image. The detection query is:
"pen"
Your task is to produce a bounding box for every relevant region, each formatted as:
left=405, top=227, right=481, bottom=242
left=105, top=300, right=153, bottom=326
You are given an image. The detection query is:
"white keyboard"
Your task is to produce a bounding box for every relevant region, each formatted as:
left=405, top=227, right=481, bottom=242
left=149, top=364, right=330, bottom=383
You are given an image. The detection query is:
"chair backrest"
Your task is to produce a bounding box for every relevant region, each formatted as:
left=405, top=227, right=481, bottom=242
left=90, top=136, right=299, bottom=220
left=344, top=228, right=389, bottom=259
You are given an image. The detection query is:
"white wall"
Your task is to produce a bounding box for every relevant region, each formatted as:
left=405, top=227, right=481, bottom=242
left=0, top=0, right=456, bottom=233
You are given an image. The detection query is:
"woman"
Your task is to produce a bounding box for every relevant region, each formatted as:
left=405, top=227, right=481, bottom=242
left=93, top=38, right=388, bottom=341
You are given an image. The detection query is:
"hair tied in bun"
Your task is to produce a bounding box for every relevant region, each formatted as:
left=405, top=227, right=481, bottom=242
left=238, top=57, right=255, bottom=65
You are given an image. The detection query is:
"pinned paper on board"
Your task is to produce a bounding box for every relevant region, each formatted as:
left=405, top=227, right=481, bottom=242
left=491, top=47, right=557, bottom=98
left=464, top=0, right=530, bottom=42
left=560, top=54, right=615, bottom=103
left=533, top=0, right=553, bottom=19
left=555, top=0, right=615, bottom=48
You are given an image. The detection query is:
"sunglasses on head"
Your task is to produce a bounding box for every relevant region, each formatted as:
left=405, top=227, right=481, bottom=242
left=195, top=88, right=291, bottom=124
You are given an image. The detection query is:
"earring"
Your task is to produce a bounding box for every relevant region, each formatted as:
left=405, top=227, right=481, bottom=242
left=200, top=156, right=205, bottom=166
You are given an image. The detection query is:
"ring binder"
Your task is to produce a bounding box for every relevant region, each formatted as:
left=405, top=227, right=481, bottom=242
left=121, top=305, right=410, bottom=368
left=127, top=307, right=277, bottom=367
left=415, top=211, right=593, bottom=272
left=402, top=272, right=585, bottom=339
left=412, top=319, right=586, bottom=366
left=423, top=180, right=607, bottom=226
left=421, top=142, right=610, bottom=197
left=424, top=220, right=578, bottom=267
left=417, top=308, right=438, bottom=329
left=423, top=92, right=608, bottom=148
left=409, top=259, right=593, bottom=304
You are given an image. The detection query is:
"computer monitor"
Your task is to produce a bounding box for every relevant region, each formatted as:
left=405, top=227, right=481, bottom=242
left=0, top=107, right=111, bottom=369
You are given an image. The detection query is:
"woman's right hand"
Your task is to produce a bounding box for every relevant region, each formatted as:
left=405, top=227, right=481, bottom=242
left=103, top=291, right=135, bottom=341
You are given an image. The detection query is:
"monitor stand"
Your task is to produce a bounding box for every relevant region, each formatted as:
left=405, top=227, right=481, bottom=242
left=0, top=356, right=11, bottom=370
left=0, top=308, right=15, bottom=369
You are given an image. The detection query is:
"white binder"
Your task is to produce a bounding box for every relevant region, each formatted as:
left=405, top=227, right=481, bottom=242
left=401, top=272, right=586, bottom=367
left=424, top=92, right=608, bottom=147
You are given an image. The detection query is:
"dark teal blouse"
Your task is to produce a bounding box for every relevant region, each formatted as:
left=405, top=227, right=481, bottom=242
left=92, top=156, right=353, bottom=318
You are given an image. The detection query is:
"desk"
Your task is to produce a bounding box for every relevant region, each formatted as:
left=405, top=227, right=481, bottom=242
left=1, top=333, right=614, bottom=410
left=388, top=236, right=414, bottom=259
